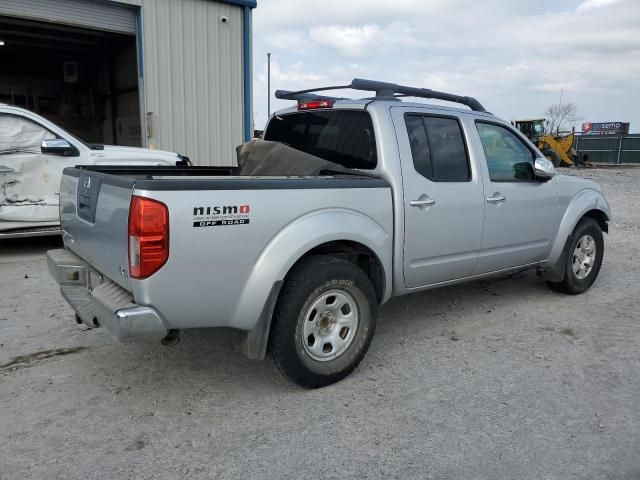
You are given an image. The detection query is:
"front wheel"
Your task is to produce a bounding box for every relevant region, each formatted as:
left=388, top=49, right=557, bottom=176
left=547, top=217, right=604, bottom=294
left=269, top=256, right=378, bottom=388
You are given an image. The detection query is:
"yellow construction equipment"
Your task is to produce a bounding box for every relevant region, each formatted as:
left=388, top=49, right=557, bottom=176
left=513, top=118, right=588, bottom=167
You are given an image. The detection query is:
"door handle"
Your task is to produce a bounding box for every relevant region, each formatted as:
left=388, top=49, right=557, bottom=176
left=486, top=193, right=506, bottom=204
left=410, top=196, right=436, bottom=208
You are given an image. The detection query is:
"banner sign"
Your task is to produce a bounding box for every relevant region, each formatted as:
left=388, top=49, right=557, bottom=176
left=582, top=122, right=630, bottom=135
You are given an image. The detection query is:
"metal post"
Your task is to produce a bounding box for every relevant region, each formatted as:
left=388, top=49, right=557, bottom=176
left=617, top=135, right=623, bottom=165
left=267, top=52, right=271, bottom=118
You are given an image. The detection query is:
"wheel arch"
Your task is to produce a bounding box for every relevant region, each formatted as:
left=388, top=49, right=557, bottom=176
left=237, top=209, right=392, bottom=360
left=583, top=208, right=609, bottom=233
left=545, top=189, right=610, bottom=281
left=288, top=239, right=386, bottom=302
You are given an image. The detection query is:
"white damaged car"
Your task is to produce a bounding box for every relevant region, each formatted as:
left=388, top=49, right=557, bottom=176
left=0, top=104, right=187, bottom=238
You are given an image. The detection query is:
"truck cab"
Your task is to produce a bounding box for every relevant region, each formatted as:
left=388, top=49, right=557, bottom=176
left=264, top=93, right=569, bottom=291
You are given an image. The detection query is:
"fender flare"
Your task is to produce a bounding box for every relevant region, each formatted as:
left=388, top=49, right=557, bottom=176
left=235, top=208, right=392, bottom=359
left=545, top=188, right=611, bottom=281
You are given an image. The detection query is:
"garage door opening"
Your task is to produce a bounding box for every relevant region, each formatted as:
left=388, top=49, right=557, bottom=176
left=0, top=15, right=142, bottom=147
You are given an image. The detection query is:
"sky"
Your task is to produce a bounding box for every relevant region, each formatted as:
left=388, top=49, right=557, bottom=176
left=251, top=0, right=640, bottom=131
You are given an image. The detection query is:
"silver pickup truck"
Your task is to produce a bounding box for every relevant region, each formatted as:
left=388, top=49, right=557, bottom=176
left=48, top=79, right=611, bottom=388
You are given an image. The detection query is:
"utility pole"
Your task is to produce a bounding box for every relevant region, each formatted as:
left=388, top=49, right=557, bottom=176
left=555, top=88, right=564, bottom=135
left=559, top=88, right=563, bottom=107
left=267, top=52, right=271, bottom=118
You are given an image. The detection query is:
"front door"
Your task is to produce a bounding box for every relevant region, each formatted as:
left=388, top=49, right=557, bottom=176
left=473, top=121, right=559, bottom=273
left=392, top=108, right=486, bottom=288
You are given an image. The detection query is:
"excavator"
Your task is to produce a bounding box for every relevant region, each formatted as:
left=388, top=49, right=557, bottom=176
left=513, top=118, right=591, bottom=167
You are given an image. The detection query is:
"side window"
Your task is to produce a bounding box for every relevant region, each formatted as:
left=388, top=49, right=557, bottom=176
left=405, top=114, right=470, bottom=182
left=476, top=122, right=535, bottom=182
left=0, top=114, right=55, bottom=154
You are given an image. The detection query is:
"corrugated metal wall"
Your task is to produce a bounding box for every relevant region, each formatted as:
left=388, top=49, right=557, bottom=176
left=139, top=0, right=245, bottom=165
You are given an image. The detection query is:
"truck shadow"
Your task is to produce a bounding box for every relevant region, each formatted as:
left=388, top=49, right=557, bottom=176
left=79, top=269, right=553, bottom=396
left=0, top=235, right=62, bottom=261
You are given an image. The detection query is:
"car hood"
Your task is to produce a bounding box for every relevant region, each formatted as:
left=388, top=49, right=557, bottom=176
left=88, top=145, right=180, bottom=165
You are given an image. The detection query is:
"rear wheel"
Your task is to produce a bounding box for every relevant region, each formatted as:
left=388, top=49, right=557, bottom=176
left=269, top=256, right=377, bottom=388
left=547, top=217, right=604, bottom=294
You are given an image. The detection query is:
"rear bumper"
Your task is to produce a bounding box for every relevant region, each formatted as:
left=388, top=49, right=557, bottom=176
left=47, top=249, right=168, bottom=341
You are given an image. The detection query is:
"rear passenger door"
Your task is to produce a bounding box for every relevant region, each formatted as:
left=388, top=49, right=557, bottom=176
left=472, top=121, right=559, bottom=273
left=392, top=108, right=486, bottom=288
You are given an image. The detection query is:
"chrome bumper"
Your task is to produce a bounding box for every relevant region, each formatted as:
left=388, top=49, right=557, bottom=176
left=47, top=249, right=168, bottom=341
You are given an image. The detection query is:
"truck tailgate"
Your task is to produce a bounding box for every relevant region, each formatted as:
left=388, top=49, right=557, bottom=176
left=60, top=168, right=134, bottom=291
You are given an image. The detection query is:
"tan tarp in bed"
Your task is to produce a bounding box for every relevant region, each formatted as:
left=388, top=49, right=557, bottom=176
left=236, top=139, right=353, bottom=176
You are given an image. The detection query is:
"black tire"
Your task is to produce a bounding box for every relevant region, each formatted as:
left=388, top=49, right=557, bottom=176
left=546, top=217, right=604, bottom=294
left=542, top=148, right=562, bottom=167
left=269, top=256, right=377, bottom=388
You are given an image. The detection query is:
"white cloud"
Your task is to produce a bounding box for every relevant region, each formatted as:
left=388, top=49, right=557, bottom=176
left=577, top=0, right=620, bottom=11
left=264, top=31, right=305, bottom=51
left=309, top=25, right=382, bottom=57
left=252, top=0, right=465, bottom=30
left=309, top=22, right=419, bottom=57
left=257, top=61, right=325, bottom=85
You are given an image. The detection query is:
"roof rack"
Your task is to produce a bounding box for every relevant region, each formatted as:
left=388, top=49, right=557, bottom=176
left=275, top=78, right=486, bottom=112
left=274, top=87, right=350, bottom=103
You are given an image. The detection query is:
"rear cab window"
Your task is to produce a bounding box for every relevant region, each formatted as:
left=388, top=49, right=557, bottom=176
left=264, top=110, right=377, bottom=170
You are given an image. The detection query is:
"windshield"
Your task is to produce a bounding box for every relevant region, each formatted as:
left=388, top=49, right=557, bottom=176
left=515, top=120, right=544, bottom=142
left=533, top=122, right=544, bottom=134
left=264, top=110, right=377, bottom=169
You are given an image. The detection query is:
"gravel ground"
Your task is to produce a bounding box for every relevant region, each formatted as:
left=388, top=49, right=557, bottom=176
left=1, top=168, right=639, bottom=480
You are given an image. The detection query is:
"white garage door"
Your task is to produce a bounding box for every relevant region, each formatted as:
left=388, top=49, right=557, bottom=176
left=0, top=0, right=136, bottom=34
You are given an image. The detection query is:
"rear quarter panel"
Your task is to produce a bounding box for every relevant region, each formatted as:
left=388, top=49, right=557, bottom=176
left=132, top=183, right=393, bottom=331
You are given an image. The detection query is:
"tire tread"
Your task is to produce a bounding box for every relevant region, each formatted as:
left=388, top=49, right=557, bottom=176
left=269, top=255, right=377, bottom=388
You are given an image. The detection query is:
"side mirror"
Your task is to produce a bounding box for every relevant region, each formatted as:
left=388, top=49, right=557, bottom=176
left=534, top=157, right=556, bottom=179
left=41, top=138, right=76, bottom=156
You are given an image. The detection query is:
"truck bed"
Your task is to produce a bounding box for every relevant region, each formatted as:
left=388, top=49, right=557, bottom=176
left=58, top=164, right=393, bottom=337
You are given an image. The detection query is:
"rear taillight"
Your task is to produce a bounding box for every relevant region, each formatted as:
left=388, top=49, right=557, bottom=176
left=128, top=196, right=169, bottom=279
left=297, top=100, right=334, bottom=110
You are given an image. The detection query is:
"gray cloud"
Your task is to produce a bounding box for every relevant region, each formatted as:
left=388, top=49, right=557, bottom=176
left=252, top=0, right=640, bottom=130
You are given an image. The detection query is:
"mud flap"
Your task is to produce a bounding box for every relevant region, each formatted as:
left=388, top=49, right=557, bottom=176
left=240, top=281, right=283, bottom=360
left=543, top=235, right=571, bottom=282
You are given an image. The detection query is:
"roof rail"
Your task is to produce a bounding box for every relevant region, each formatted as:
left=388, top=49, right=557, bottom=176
left=275, top=78, right=486, bottom=112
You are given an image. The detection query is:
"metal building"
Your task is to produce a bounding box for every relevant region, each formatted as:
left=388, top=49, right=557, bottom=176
left=0, top=0, right=255, bottom=165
